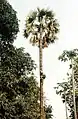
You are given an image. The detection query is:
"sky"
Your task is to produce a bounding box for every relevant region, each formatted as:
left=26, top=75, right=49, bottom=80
left=8, top=0, right=78, bottom=119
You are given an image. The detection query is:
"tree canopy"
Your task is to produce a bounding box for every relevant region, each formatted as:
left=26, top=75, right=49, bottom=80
left=24, top=8, right=59, bottom=48
left=0, top=0, right=19, bottom=43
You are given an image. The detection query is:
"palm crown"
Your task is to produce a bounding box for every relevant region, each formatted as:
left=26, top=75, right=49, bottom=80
left=24, top=8, right=59, bottom=48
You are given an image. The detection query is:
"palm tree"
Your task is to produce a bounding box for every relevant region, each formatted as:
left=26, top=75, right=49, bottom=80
left=24, top=8, right=59, bottom=119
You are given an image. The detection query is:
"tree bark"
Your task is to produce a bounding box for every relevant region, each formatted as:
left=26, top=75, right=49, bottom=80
left=39, top=23, right=44, bottom=119
left=71, top=59, right=77, bottom=119
left=64, top=91, right=68, bottom=119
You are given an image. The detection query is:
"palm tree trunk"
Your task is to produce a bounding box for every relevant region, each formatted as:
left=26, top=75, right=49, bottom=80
left=71, top=59, right=77, bottom=119
left=39, top=24, right=44, bottom=119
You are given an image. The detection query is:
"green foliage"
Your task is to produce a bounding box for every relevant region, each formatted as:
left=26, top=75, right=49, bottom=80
left=45, top=105, right=53, bottom=119
left=54, top=78, right=75, bottom=119
left=0, top=75, right=40, bottom=119
left=0, top=0, right=39, bottom=119
left=0, top=38, right=40, bottom=119
left=0, top=0, right=19, bottom=43
left=58, top=49, right=78, bottom=62
left=24, top=8, right=59, bottom=47
left=0, top=0, right=19, bottom=75
left=1, top=47, right=36, bottom=78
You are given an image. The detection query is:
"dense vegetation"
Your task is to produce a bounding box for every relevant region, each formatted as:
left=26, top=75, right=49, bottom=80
left=0, top=0, right=53, bottom=119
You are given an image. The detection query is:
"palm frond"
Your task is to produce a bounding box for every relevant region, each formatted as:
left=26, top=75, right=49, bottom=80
left=46, top=10, right=54, bottom=18
left=27, top=11, right=37, bottom=24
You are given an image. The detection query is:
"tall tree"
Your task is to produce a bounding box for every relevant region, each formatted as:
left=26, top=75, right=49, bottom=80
left=55, top=49, right=78, bottom=119
left=24, top=8, right=59, bottom=119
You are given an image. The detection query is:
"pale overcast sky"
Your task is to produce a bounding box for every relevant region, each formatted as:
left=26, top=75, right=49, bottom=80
left=8, top=0, right=78, bottom=119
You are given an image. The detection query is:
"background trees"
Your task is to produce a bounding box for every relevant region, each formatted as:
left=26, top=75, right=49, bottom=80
left=54, top=49, right=78, bottom=119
